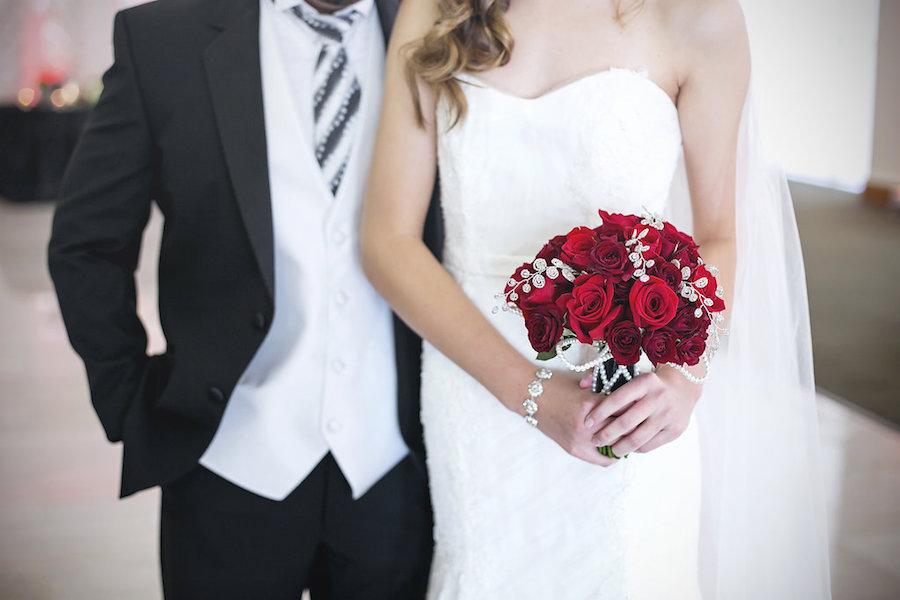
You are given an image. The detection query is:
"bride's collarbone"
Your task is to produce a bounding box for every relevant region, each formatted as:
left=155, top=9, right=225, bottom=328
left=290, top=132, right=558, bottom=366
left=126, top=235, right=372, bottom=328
left=482, top=1, right=681, bottom=102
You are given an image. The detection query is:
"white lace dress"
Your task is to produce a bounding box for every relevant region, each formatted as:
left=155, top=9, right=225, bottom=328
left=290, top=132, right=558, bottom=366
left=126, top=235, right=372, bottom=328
left=422, top=68, right=703, bottom=599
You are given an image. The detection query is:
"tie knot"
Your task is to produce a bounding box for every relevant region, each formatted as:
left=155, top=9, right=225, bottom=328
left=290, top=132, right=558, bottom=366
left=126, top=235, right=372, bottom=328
left=291, top=5, right=361, bottom=44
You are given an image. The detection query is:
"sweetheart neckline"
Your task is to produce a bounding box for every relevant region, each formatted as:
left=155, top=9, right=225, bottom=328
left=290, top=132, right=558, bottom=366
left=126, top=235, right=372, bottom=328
left=455, top=67, right=678, bottom=112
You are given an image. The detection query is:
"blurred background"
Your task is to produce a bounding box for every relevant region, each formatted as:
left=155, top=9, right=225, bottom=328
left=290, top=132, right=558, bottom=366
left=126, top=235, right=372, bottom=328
left=0, top=0, right=898, bottom=598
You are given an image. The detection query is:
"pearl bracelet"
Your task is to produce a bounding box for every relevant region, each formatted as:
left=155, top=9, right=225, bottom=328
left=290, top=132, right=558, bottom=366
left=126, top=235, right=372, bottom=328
left=523, top=368, right=553, bottom=427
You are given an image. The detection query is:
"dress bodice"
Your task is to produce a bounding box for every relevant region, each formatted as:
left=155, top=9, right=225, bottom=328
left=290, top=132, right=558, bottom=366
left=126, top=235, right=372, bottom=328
left=437, top=67, right=682, bottom=278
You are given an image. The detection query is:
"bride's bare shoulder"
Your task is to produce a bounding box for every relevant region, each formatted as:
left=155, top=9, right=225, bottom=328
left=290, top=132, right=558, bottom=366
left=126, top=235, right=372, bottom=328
left=658, top=0, right=748, bottom=54
left=653, top=0, right=749, bottom=86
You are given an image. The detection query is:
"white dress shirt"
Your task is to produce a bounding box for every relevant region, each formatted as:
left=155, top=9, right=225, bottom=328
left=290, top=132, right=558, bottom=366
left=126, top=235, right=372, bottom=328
left=200, top=0, right=406, bottom=501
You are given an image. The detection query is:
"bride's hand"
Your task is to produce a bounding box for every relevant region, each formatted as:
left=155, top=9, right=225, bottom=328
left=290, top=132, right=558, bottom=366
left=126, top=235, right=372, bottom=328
left=579, top=367, right=702, bottom=458
left=513, top=373, right=619, bottom=467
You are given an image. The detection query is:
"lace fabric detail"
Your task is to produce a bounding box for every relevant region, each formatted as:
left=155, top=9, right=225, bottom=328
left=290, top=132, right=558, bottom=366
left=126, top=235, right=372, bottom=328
left=426, top=67, right=701, bottom=598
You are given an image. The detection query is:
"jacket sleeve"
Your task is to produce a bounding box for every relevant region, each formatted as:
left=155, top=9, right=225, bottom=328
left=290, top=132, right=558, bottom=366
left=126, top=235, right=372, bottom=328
left=47, top=10, right=158, bottom=442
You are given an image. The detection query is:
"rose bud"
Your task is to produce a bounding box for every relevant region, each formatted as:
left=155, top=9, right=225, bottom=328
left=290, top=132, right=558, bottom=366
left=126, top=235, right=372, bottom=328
left=670, top=305, right=712, bottom=338
left=642, top=328, right=678, bottom=365
left=676, top=336, right=708, bottom=366
left=536, top=234, right=568, bottom=262
left=606, top=320, right=642, bottom=365
left=597, top=209, right=639, bottom=238
left=650, top=260, right=682, bottom=290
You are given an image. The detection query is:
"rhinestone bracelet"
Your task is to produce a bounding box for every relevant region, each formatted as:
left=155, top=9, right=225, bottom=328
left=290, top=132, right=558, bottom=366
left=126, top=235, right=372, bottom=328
left=523, top=368, right=553, bottom=427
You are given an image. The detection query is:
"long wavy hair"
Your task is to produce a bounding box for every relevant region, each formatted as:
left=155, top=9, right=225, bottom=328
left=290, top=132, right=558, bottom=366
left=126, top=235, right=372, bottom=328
left=405, top=0, right=645, bottom=127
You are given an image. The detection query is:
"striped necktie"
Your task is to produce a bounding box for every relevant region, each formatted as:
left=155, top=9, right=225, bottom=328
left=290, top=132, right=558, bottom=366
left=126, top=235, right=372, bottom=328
left=291, top=5, right=363, bottom=196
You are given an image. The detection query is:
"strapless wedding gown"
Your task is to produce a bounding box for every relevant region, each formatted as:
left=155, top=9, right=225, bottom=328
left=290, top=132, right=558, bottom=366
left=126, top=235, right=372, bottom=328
left=422, top=68, right=703, bottom=599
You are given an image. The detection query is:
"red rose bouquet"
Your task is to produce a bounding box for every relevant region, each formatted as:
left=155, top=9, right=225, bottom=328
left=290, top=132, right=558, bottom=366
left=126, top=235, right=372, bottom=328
left=498, top=209, right=726, bottom=405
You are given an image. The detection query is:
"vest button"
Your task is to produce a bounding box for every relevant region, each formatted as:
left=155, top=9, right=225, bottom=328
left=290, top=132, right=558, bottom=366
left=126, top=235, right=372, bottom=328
left=207, top=387, right=225, bottom=405
left=251, top=312, right=267, bottom=331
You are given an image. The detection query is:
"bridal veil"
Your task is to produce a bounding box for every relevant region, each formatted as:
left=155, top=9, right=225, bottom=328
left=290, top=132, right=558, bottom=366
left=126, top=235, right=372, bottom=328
left=666, top=83, right=832, bottom=598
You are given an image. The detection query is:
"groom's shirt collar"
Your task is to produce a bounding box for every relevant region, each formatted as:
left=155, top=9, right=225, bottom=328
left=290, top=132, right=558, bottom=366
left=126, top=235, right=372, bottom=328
left=271, top=0, right=375, bottom=19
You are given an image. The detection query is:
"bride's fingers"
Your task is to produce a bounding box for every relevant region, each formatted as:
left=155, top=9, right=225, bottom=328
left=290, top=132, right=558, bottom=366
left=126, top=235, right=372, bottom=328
left=591, top=396, right=657, bottom=447
left=609, top=417, right=664, bottom=457
left=583, top=377, right=647, bottom=428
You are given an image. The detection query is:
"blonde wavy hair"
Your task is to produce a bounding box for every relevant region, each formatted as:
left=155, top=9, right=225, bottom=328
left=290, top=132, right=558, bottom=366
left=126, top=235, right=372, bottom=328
left=405, top=0, right=645, bottom=127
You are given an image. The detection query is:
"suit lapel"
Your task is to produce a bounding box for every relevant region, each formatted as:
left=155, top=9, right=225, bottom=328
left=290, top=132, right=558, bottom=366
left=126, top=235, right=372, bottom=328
left=375, top=0, right=400, bottom=43
left=203, top=0, right=275, bottom=299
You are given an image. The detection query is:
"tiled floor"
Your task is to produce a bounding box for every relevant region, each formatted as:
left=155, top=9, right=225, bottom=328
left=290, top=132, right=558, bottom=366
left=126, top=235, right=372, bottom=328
left=1, top=199, right=898, bottom=599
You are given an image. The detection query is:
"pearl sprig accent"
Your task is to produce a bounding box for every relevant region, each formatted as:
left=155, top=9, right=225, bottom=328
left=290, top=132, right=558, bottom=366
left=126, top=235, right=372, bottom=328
left=493, top=257, right=577, bottom=316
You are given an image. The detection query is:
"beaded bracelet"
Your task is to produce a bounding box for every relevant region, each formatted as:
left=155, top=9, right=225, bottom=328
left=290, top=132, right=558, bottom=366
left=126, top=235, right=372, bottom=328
left=523, top=368, right=553, bottom=427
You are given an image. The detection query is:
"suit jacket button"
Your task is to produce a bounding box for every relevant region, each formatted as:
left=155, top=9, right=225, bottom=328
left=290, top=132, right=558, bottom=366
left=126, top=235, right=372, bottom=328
left=207, top=387, right=225, bottom=405
left=252, top=312, right=267, bottom=331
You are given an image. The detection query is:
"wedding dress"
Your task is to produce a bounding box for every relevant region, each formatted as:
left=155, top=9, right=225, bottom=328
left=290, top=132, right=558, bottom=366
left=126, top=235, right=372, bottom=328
left=423, top=68, right=700, bottom=599
left=422, top=67, right=831, bottom=599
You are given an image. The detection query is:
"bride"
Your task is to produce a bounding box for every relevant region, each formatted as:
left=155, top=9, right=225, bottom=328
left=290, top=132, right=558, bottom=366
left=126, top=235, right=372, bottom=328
left=362, top=0, right=830, bottom=597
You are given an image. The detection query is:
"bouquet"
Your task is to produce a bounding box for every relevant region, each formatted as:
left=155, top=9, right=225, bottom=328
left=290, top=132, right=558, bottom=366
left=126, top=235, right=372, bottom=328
left=496, top=209, right=726, bottom=455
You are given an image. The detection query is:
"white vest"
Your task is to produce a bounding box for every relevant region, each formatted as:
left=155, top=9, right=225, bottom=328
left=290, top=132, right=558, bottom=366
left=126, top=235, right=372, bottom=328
left=199, top=0, right=406, bottom=501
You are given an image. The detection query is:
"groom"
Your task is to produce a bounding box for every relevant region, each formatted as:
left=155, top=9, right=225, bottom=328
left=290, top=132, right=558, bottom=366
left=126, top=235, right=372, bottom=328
left=48, top=0, right=441, bottom=597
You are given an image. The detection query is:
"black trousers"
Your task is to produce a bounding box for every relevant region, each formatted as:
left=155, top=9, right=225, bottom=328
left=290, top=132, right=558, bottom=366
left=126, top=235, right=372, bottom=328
left=160, top=453, right=433, bottom=599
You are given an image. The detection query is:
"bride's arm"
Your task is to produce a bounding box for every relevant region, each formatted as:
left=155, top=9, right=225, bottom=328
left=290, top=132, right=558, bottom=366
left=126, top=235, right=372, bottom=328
left=362, top=0, right=614, bottom=466
left=584, top=0, right=750, bottom=456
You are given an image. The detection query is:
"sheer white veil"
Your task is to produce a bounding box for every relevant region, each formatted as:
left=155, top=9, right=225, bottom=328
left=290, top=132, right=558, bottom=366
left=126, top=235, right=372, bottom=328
left=665, top=84, right=832, bottom=599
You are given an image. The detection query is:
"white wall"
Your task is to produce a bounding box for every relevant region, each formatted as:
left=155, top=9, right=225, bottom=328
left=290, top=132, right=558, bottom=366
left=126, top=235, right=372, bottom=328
left=870, top=0, right=900, bottom=190
left=0, top=0, right=24, bottom=103
left=0, top=0, right=145, bottom=104
left=741, top=0, right=881, bottom=190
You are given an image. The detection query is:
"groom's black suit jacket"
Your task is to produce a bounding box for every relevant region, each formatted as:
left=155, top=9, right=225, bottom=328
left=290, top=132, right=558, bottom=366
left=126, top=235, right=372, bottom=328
left=48, top=0, right=442, bottom=498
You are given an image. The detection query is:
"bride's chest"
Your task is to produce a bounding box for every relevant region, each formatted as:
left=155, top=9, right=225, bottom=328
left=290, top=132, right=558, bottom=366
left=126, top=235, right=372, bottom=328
left=437, top=68, right=683, bottom=226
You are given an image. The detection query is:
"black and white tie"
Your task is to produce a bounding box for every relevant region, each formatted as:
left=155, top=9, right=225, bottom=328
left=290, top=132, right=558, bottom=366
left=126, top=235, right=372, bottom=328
left=291, top=6, right=363, bottom=196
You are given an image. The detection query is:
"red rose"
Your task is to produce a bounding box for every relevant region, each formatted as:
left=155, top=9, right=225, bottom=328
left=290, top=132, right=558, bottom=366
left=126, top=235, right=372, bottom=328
left=642, top=327, right=678, bottom=365
left=676, top=336, right=707, bottom=366
left=505, top=261, right=572, bottom=312
left=629, top=276, right=679, bottom=330
left=524, top=305, right=565, bottom=354
left=650, top=261, right=682, bottom=290
left=560, top=227, right=599, bottom=270
left=670, top=306, right=711, bottom=339
left=606, top=320, right=642, bottom=365
left=691, top=264, right=725, bottom=312
left=536, top=234, right=567, bottom=262
left=660, top=222, right=698, bottom=260
left=558, top=274, right=623, bottom=344
left=672, top=244, right=701, bottom=270
left=589, top=239, right=629, bottom=279
left=597, top=209, right=639, bottom=238
left=634, top=226, right=667, bottom=256
left=654, top=229, right=678, bottom=259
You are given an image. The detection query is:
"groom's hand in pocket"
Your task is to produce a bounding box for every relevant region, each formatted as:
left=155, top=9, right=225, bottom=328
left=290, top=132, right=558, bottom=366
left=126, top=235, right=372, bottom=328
left=581, top=368, right=701, bottom=458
